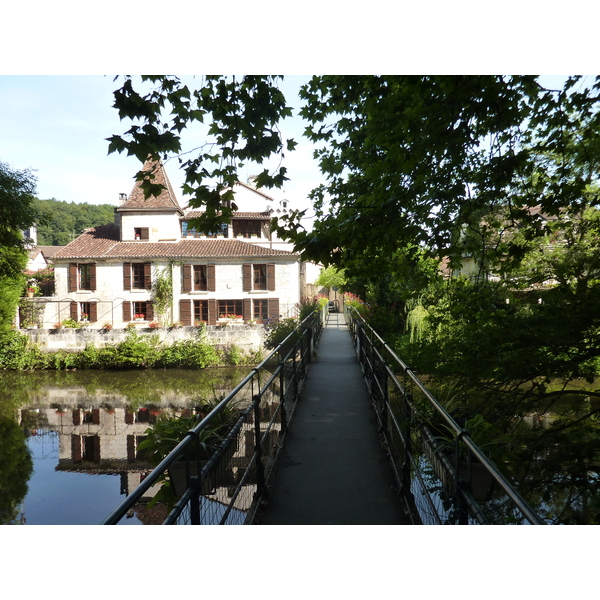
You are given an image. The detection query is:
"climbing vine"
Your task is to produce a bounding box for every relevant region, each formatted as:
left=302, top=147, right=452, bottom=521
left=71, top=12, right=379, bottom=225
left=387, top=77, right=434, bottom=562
left=152, top=263, right=174, bottom=326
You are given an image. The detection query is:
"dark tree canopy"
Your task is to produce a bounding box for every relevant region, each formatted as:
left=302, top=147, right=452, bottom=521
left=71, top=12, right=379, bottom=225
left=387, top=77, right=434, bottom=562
left=107, top=75, right=600, bottom=276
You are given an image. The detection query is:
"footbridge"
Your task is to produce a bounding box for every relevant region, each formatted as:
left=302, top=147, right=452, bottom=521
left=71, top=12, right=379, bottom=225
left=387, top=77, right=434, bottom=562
left=103, top=307, right=543, bottom=525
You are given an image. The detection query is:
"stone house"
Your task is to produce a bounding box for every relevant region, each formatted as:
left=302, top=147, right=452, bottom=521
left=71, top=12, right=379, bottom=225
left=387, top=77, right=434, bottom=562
left=46, top=160, right=303, bottom=329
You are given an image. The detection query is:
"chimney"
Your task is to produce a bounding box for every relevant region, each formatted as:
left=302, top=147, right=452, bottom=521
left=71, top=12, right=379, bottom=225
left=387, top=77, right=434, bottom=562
left=118, top=193, right=128, bottom=205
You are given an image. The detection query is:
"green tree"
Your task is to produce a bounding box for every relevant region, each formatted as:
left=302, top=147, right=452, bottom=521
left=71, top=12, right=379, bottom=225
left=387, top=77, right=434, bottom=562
left=0, top=161, right=39, bottom=278
left=314, top=265, right=346, bottom=290
left=34, top=198, right=115, bottom=246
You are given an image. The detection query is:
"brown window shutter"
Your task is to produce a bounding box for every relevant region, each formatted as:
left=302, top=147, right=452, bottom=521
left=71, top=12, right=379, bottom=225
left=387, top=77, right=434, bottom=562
left=141, top=227, right=149, bottom=240
left=123, top=301, right=131, bottom=322
left=243, top=263, right=252, bottom=291
left=243, top=298, right=252, bottom=322
left=267, top=263, right=276, bottom=291
left=125, top=411, right=134, bottom=424
left=71, top=435, right=82, bottom=463
left=179, top=299, right=192, bottom=326
left=127, top=435, right=135, bottom=462
left=72, top=409, right=81, bottom=426
left=208, top=299, right=217, bottom=326
left=268, top=298, right=280, bottom=323
left=70, top=302, right=78, bottom=320
left=145, top=302, right=154, bottom=320
left=92, top=409, right=100, bottom=425
left=144, top=263, right=152, bottom=290
left=207, top=264, right=216, bottom=291
left=89, top=263, right=97, bottom=291
left=89, top=302, right=98, bottom=322
left=123, top=263, right=131, bottom=290
left=93, top=436, right=101, bottom=462
left=182, top=264, right=192, bottom=292
left=68, top=263, right=77, bottom=292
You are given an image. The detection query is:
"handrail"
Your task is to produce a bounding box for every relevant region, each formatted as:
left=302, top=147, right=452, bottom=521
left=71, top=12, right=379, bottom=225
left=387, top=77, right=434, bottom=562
left=345, top=305, right=544, bottom=525
left=102, top=307, right=326, bottom=525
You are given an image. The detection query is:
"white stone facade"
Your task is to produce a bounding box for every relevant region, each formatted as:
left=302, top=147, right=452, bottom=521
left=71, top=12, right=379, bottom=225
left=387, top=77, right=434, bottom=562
left=32, top=161, right=305, bottom=330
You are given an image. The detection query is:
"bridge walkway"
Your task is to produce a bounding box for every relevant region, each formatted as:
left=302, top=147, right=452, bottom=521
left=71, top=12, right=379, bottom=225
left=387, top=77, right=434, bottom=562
left=258, top=312, right=408, bottom=525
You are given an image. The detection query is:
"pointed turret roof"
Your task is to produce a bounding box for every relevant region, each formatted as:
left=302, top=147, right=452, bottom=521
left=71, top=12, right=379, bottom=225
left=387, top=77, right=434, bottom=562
left=118, top=158, right=183, bottom=214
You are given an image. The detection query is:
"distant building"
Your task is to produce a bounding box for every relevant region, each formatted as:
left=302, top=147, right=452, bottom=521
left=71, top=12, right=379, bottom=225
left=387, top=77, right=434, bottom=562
left=46, top=160, right=307, bottom=328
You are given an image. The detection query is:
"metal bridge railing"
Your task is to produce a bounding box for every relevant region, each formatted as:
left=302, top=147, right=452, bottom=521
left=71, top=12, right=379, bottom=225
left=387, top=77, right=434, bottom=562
left=345, top=307, right=544, bottom=525
left=102, top=308, right=327, bottom=525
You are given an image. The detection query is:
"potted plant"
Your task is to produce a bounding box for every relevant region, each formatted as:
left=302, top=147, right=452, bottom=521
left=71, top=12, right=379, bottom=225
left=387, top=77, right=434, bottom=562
left=148, top=321, right=160, bottom=329
left=102, top=322, right=113, bottom=330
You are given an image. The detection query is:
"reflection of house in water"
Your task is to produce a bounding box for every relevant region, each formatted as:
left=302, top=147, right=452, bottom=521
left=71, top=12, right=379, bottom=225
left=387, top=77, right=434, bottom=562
left=20, top=389, right=281, bottom=520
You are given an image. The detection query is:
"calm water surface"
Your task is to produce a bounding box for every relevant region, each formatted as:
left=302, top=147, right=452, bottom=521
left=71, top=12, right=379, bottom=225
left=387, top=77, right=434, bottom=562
left=0, top=368, right=250, bottom=525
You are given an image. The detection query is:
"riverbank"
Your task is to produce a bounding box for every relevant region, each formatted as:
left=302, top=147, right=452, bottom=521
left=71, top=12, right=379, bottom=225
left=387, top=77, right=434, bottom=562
left=19, top=323, right=266, bottom=354
left=1, top=326, right=266, bottom=371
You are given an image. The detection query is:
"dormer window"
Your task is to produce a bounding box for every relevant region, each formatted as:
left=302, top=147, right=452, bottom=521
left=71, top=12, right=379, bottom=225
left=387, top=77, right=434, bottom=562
left=134, top=227, right=149, bottom=241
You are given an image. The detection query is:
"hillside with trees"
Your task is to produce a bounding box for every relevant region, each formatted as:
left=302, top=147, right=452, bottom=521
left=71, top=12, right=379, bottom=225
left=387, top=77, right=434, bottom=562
left=33, top=198, right=115, bottom=246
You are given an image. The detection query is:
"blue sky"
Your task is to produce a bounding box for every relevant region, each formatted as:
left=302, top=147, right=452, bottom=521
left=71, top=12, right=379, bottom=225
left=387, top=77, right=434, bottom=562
left=0, top=75, right=321, bottom=217
left=0, top=75, right=581, bottom=215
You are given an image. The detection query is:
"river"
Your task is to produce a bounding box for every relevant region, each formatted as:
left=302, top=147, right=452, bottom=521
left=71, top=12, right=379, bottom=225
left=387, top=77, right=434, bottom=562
left=0, top=367, right=251, bottom=525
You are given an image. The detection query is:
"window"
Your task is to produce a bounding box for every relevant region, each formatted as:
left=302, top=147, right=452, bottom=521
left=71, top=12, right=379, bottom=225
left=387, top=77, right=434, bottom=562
left=218, top=300, right=243, bottom=318
left=253, top=299, right=268, bottom=322
left=123, top=300, right=154, bottom=322
left=70, top=301, right=97, bottom=322
left=253, top=264, right=267, bottom=290
left=182, top=264, right=215, bottom=292
left=194, top=265, right=207, bottom=291
left=232, top=220, right=262, bottom=238
left=243, top=263, right=275, bottom=291
left=124, top=262, right=152, bottom=290
left=79, top=264, right=91, bottom=289
left=182, top=221, right=198, bottom=237
left=132, top=264, right=145, bottom=289
left=133, top=302, right=149, bottom=320
left=183, top=221, right=228, bottom=238
left=69, top=263, right=96, bottom=291
left=194, top=300, right=209, bottom=324
left=134, top=227, right=149, bottom=240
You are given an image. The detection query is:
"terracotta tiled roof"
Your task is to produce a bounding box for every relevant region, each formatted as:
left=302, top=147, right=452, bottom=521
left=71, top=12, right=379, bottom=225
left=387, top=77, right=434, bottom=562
left=233, top=180, right=275, bottom=201
left=52, top=224, right=298, bottom=260
left=118, top=159, right=183, bottom=213
left=52, top=224, right=120, bottom=260
left=183, top=211, right=271, bottom=220
left=38, top=246, right=64, bottom=259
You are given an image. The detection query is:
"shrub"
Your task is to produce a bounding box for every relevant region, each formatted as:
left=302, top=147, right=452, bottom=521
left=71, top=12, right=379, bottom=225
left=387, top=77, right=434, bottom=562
left=264, top=317, right=302, bottom=350
left=61, top=318, right=79, bottom=329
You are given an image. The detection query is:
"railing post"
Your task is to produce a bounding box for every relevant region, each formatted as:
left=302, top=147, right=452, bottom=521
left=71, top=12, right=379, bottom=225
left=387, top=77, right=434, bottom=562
left=280, top=356, right=288, bottom=434
left=253, top=394, right=266, bottom=497
left=189, top=477, right=201, bottom=525
left=402, top=392, right=413, bottom=493
left=356, top=320, right=362, bottom=361
left=301, top=324, right=313, bottom=364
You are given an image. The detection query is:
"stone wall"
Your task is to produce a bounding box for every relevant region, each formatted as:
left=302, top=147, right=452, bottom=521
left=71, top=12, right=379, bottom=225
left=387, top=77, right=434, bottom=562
left=21, top=324, right=267, bottom=354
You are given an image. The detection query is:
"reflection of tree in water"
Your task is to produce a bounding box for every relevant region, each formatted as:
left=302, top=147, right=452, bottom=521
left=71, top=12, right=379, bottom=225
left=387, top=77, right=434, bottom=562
left=0, top=418, right=33, bottom=524
left=0, top=367, right=252, bottom=410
